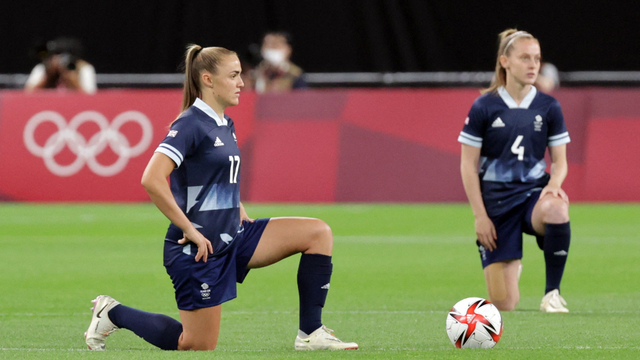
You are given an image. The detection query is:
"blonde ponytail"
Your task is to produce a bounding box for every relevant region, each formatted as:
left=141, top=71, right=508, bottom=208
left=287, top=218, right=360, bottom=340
left=181, top=44, right=203, bottom=112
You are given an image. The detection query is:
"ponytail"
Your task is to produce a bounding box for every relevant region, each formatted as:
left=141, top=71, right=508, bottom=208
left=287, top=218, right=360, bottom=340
left=482, top=29, right=536, bottom=94
left=181, top=44, right=203, bottom=112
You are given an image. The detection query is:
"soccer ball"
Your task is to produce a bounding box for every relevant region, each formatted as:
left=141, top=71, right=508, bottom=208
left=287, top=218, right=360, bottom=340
left=446, top=297, right=503, bottom=349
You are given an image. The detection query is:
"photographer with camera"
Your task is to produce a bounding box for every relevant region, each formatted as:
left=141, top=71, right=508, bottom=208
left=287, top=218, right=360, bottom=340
left=25, top=37, right=96, bottom=94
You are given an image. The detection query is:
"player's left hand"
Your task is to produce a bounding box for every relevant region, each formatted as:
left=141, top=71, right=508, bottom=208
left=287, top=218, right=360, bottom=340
left=240, top=214, right=254, bottom=224
left=540, top=185, right=569, bottom=203
left=179, top=228, right=213, bottom=262
left=239, top=203, right=254, bottom=224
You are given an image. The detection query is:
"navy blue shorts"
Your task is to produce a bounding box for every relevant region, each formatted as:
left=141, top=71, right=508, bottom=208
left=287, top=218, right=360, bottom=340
left=477, top=190, right=544, bottom=268
left=165, top=218, right=270, bottom=310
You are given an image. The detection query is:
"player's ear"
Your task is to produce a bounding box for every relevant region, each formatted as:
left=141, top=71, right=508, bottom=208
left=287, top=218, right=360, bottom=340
left=499, top=55, right=509, bottom=69
left=201, top=71, right=214, bottom=88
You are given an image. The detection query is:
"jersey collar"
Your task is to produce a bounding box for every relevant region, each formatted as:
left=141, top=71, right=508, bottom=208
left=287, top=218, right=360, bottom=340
left=498, top=86, right=537, bottom=109
left=193, top=98, right=228, bottom=126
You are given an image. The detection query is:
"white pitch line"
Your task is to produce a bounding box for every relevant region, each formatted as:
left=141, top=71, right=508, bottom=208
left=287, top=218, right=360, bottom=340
left=335, top=235, right=639, bottom=244
left=1, top=309, right=639, bottom=317
left=2, top=346, right=640, bottom=352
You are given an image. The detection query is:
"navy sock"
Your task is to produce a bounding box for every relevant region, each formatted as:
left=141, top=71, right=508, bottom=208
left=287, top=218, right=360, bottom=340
left=108, top=304, right=182, bottom=350
left=543, top=222, right=571, bottom=295
left=297, top=254, right=332, bottom=335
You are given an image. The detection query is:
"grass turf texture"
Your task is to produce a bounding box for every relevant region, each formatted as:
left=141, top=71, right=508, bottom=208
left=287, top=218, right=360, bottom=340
left=0, top=203, right=638, bottom=359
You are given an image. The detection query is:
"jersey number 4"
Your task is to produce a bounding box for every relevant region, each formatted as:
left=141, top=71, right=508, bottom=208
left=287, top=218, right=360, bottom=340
left=228, top=155, right=240, bottom=183
left=511, top=135, right=525, bottom=161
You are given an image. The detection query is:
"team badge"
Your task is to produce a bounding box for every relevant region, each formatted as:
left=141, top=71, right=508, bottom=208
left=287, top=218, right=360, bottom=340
left=534, top=115, right=543, bottom=131
left=200, top=283, right=211, bottom=300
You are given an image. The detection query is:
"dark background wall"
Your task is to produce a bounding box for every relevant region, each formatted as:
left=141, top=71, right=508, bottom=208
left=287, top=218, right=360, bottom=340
left=2, top=0, right=638, bottom=74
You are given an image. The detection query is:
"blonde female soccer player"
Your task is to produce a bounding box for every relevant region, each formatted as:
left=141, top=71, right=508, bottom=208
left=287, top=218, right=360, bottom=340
left=458, top=29, right=571, bottom=313
left=84, top=44, right=357, bottom=351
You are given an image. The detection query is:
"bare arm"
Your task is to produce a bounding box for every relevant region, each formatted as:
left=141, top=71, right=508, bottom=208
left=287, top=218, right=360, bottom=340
left=541, top=144, right=569, bottom=201
left=460, top=144, right=497, bottom=251
left=239, top=202, right=254, bottom=223
left=141, top=152, right=213, bottom=262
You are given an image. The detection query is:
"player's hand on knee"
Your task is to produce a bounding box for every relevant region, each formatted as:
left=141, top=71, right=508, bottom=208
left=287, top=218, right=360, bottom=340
left=475, top=216, right=497, bottom=251
left=179, top=229, right=213, bottom=263
left=540, top=186, right=569, bottom=203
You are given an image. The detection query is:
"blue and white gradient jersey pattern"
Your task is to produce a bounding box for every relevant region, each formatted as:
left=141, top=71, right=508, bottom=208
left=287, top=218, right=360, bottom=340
left=155, top=98, right=242, bottom=256
left=458, top=86, right=570, bottom=216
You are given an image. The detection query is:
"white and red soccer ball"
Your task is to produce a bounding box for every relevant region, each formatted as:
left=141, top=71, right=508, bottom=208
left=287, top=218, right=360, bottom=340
left=446, top=297, right=503, bottom=349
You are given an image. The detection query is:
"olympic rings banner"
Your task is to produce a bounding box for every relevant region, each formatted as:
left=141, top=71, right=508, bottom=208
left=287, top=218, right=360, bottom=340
left=0, top=90, right=182, bottom=201
left=1, top=88, right=639, bottom=202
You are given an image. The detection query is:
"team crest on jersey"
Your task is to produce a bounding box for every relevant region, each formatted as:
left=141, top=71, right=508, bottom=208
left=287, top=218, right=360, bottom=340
left=167, top=130, right=178, bottom=137
left=534, top=115, right=543, bottom=131
left=491, top=117, right=506, bottom=128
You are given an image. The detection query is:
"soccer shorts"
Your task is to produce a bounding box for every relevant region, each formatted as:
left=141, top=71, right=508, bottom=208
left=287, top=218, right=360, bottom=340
left=165, top=218, right=270, bottom=310
left=477, top=190, right=544, bottom=268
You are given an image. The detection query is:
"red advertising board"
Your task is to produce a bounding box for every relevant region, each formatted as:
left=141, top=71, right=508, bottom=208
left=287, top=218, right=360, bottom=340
left=0, top=90, right=181, bottom=201
left=1, top=88, right=639, bottom=202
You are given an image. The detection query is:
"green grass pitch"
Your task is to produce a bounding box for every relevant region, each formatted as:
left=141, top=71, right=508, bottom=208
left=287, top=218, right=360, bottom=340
left=1, top=203, right=639, bottom=359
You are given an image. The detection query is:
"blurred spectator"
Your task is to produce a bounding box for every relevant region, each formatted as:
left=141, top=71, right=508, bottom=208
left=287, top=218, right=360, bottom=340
left=24, top=37, right=96, bottom=94
left=250, top=31, right=307, bottom=94
left=535, top=62, right=560, bottom=93
left=239, top=42, right=262, bottom=90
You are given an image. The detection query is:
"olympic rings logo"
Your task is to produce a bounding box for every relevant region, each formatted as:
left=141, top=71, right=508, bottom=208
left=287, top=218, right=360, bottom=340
left=24, top=110, right=153, bottom=177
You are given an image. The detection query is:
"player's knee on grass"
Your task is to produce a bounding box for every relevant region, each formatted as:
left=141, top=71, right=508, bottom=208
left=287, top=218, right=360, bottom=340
left=490, top=297, right=518, bottom=312
left=178, top=340, right=217, bottom=351
left=484, top=262, right=519, bottom=311
left=178, top=333, right=218, bottom=351
left=487, top=287, right=519, bottom=311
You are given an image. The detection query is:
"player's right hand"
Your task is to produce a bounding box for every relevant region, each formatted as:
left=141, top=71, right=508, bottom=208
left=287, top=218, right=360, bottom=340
left=179, top=229, right=213, bottom=262
left=475, top=216, right=497, bottom=251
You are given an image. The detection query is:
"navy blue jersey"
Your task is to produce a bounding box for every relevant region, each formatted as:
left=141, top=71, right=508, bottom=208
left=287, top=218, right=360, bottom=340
left=155, top=98, right=242, bottom=256
left=458, top=87, right=570, bottom=216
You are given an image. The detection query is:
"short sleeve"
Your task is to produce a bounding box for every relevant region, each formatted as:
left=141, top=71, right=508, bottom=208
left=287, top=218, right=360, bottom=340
left=458, top=99, right=487, bottom=148
left=547, top=99, right=570, bottom=147
left=154, top=117, right=199, bottom=168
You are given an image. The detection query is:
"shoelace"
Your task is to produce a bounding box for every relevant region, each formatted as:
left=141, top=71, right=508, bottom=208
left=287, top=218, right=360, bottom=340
left=321, top=326, right=343, bottom=341
left=556, top=294, right=568, bottom=306
left=550, top=293, right=567, bottom=307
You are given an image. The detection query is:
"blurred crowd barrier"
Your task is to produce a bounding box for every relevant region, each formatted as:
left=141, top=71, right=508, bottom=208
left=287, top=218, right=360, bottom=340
left=1, top=88, right=638, bottom=202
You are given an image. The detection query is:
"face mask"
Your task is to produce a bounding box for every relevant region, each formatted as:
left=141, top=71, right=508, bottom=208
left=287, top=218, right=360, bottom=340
left=262, top=49, right=286, bottom=65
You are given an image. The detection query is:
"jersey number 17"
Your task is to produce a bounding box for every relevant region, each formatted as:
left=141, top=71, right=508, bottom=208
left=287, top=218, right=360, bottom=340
left=228, top=155, right=240, bottom=183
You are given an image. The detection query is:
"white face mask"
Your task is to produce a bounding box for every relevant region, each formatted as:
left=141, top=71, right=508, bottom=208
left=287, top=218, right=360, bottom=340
left=261, top=49, right=286, bottom=65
